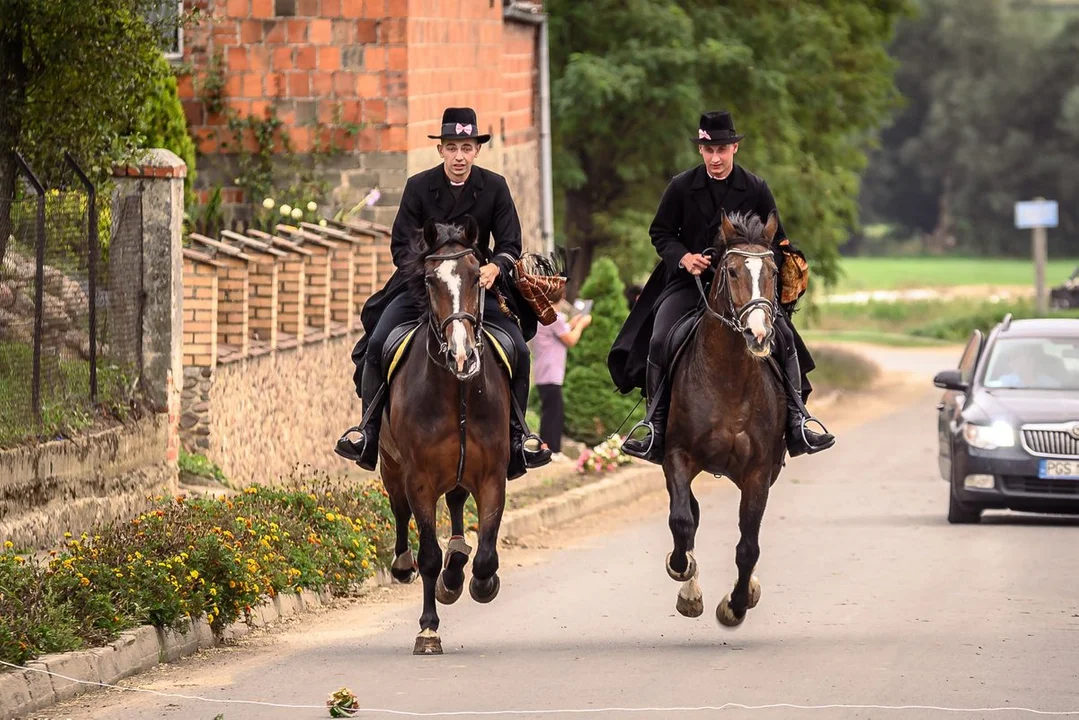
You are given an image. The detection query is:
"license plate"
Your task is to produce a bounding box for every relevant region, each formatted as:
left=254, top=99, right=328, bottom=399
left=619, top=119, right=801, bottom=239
left=1039, top=459, right=1079, bottom=479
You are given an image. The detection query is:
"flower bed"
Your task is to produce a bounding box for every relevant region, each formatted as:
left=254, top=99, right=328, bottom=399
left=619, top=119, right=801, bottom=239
left=577, top=434, right=635, bottom=475
left=0, top=481, right=401, bottom=667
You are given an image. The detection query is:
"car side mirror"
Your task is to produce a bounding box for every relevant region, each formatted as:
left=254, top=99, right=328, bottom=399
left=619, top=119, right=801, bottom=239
left=933, top=369, right=968, bottom=392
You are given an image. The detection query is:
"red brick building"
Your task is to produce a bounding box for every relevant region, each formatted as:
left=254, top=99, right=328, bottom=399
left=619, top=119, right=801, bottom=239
left=177, top=0, right=552, bottom=252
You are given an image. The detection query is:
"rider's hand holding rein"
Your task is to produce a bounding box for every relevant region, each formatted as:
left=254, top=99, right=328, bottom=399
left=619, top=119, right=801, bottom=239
left=679, top=252, right=711, bottom=276
left=479, top=263, right=500, bottom=289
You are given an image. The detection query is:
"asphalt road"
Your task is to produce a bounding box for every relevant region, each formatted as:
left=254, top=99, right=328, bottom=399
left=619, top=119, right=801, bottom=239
left=43, top=347, right=1079, bottom=720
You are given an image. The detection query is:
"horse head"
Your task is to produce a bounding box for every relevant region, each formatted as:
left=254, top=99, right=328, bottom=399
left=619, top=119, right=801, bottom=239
left=421, top=216, right=484, bottom=381
left=711, top=211, right=780, bottom=358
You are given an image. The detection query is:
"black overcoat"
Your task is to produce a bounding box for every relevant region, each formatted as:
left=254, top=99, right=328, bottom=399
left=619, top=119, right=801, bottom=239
left=351, top=164, right=538, bottom=380
left=607, top=164, right=815, bottom=395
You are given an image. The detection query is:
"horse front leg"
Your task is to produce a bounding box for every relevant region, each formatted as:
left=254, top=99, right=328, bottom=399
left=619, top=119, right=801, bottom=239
left=717, top=469, right=769, bottom=628
left=436, top=486, right=472, bottom=605
left=383, top=463, right=418, bottom=584
left=664, top=450, right=704, bottom=618
left=412, top=494, right=444, bottom=655
left=468, top=475, right=505, bottom=604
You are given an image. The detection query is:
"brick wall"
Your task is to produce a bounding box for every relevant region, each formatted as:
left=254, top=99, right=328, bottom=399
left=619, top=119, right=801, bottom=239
left=178, top=0, right=409, bottom=225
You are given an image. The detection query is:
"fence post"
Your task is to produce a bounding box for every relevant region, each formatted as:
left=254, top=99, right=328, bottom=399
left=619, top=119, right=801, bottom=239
left=13, top=153, right=45, bottom=425
left=65, top=153, right=98, bottom=402
left=112, top=149, right=187, bottom=465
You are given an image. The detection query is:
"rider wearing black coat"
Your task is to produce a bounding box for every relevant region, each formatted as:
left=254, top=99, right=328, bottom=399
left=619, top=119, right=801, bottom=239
left=608, top=111, right=835, bottom=463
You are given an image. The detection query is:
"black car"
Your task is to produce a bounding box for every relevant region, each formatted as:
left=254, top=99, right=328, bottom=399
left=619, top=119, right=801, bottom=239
left=1050, top=267, right=1079, bottom=310
left=934, top=316, right=1079, bottom=523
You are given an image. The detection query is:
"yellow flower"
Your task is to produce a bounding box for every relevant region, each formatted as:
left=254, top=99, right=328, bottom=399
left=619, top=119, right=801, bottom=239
left=325, top=513, right=336, bottom=522
left=210, top=588, right=217, bottom=596
left=80, top=576, right=90, bottom=587
left=189, top=570, right=199, bottom=580
left=3, top=540, right=12, bottom=549
left=13, top=555, right=25, bottom=564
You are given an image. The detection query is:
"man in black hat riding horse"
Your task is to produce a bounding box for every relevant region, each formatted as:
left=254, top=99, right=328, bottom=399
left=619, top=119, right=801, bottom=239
left=608, top=110, right=835, bottom=464
left=335, top=107, right=552, bottom=479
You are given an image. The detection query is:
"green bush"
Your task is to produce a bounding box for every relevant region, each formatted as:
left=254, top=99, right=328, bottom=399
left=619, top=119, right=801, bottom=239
left=562, top=258, right=642, bottom=445
left=911, top=301, right=1079, bottom=342
left=138, top=54, right=197, bottom=202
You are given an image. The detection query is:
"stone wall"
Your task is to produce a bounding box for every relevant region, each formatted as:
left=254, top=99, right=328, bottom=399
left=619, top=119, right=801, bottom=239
left=0, top=416, right=177, bottom=549
left=205, top=332, right=361, bottom=485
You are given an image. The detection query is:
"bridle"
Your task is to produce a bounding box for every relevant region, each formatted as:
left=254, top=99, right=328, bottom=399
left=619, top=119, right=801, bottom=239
left=694, top=245, right=778, bottom=334
left=423, top=240, right=486, bottom=368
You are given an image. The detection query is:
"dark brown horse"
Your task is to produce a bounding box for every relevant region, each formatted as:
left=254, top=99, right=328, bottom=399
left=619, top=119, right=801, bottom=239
left=663, top=211, right=787, bottom=628
left=377, top=218, right=511, bottom=654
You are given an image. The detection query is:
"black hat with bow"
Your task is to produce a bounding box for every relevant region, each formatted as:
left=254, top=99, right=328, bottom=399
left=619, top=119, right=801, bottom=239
left=693, top=110, right=744, bottom=145
left=427, top=107, right=491, bottom=144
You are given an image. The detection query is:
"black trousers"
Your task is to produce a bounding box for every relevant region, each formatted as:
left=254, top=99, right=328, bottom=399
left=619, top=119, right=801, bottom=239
left=648, top=284, right=701, bottom=366
left=536, top=384, right=564, bottom=453
left=361, top=292, right=532, bottom=412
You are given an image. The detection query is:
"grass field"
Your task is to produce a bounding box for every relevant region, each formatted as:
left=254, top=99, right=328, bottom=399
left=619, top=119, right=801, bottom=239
left=831, top=257, right=1078, bottom=293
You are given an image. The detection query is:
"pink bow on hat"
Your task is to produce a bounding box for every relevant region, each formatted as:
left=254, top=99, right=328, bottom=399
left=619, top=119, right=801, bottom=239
left=699, top=129, right=711, bottom=140
left=456, top=123, right=473, bottom=136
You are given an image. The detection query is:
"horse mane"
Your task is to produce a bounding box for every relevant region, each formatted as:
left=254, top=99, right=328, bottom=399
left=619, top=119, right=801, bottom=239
left=720, top=212, right=772, bottom=250
left=396, top=222, right=474, bottom=310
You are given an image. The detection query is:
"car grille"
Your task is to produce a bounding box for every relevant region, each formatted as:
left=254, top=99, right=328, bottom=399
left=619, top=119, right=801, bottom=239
left=1021, top=427, right=1079, bottom=458
left=1002, top=476, right=1079, bottom=496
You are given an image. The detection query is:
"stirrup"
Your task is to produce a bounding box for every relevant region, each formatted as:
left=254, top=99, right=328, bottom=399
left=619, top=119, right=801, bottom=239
left=621, top=419, right=656, bottom=454
left=334, top=426, right=366, bottom=462
left=522, top=433, right=552, bottom=466
left=791, top=415, right=835, bottom=454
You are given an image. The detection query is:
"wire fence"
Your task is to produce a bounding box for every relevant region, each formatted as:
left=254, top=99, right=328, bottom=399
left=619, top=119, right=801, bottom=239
left=0, top=153, right=144, bottom=447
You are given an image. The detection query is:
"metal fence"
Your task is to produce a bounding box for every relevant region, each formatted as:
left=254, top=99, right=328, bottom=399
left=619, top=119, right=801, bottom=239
left=0, top=153, right=144, bottom=446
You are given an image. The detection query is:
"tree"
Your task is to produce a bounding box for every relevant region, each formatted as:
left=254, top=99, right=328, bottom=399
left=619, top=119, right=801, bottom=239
left=858, top=0, right=1079, bottom=257
left=548, top=0, right=701, bottom=297
left=562, top=258, right=642, bottom=444
left=548, top=0, right=913, bottom=295
left=0, top=0, right=173, bottom=262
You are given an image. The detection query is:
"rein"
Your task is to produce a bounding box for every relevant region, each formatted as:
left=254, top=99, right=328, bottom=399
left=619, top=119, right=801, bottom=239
left=421, top=239, right=486, bottom=489
left=423, top=245, right=486, bottom=367
left=694, top=246, right=777, bottom=334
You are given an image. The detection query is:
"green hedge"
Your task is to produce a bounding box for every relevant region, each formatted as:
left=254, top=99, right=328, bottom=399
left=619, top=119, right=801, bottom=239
left=138, top=54, right=197, bottom=202
left=911, top=301, right=1079, bottom=342
left=563, top=258, right=642, bottom=445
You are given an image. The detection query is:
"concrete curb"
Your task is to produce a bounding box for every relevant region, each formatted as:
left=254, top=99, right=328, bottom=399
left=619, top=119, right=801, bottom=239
left=0, top=465, right=660, bottom=719
left=501, top=464, right=660, bottom=541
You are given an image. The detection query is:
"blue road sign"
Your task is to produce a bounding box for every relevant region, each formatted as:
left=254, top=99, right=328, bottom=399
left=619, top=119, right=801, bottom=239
left=1015, top=200, right=1059, bottom=229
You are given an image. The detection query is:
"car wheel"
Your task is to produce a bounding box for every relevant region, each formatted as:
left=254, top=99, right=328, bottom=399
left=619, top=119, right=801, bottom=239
left=948, top=484, right=982, bottom=524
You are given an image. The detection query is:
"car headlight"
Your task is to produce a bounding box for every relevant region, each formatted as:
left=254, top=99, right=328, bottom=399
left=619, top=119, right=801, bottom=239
left=963, top=421, right=1015, bottom=450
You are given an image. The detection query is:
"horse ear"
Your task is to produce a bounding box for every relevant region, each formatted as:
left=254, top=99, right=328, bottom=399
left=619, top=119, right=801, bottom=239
left=763, top=210, right=779, bottom=243
left=719, top=212, right=737, bottom=245
left=462, top=215, right=479, bottom=246
left=422, top=218, right=438, bottom=248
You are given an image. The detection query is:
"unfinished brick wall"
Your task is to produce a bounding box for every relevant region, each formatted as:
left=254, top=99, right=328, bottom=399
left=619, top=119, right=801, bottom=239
left=178, top=0, right=409, bottom=225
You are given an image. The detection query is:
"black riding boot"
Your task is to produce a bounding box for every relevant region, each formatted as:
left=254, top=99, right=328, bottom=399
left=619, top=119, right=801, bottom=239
left=621, top=360, right=669, bottom=465
left=782, top=344, right=835, bottom=457
left=333, top=364, right=387, bottom=471
left=507, top=369, right=552, bottom=481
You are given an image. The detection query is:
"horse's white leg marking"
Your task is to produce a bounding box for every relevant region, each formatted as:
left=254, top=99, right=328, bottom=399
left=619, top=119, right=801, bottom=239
left=436, top=260, right=468, bottom=371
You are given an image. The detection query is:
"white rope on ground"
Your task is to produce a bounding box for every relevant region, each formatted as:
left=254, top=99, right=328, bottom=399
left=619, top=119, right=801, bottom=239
left=4, top=659, right=1079, bottom=716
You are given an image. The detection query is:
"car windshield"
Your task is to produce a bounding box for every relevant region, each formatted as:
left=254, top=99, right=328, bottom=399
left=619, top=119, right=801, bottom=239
left=983, top=337, right=1079, bottom=390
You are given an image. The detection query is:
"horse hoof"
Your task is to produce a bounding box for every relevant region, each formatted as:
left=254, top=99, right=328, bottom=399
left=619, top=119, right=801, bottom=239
left=676, top=593, right=704, bottom=618
left=748, top=575, right=761, bottom=609
left=676, top=577, right=704, bottom=618
left=716, top=595, right=745, bottom=628
left=469, top=574, right=500, bottom=604
left=391, top=551, right=418, bottom=584
left=666, top=551, right=697, bottom=582
left=413, top=629, right=443, bottom=656
left=435, top=573, right=464, bottom=605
